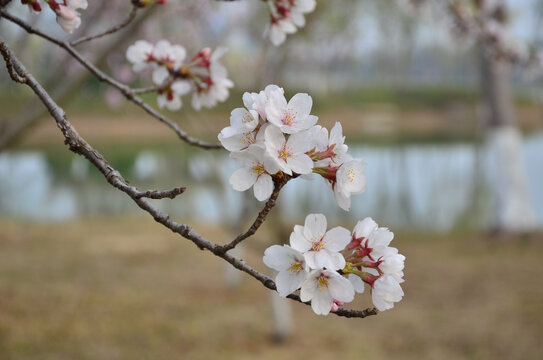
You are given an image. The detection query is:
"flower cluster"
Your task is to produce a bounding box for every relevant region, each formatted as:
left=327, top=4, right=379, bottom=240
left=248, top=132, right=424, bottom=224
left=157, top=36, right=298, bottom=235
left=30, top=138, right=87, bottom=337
left=263, top=214, right=405, bottom=315
left=265, top=0, right=317, bottom=46
left=20, top=0, right=88, bottom=33
left=220, top=85, right=366, bottom=210
left=126, top=40, right=233, bottom=111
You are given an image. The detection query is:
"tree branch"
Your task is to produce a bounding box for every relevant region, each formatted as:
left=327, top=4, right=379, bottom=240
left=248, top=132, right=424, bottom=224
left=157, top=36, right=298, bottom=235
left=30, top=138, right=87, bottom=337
left=0, top=39, right=377, bottom=319
left=70, top=5, right=139, bottom=46
left=219, top=175, right=289, bottom=253
left=0, top=8, right=222, bottom=150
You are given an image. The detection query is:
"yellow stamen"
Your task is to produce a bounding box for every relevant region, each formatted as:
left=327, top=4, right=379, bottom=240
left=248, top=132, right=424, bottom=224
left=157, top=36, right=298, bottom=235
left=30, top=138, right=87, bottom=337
left=347, top=168, right=356, bottom=183
left=287, top=262, right=302, bottom=275
left=317, top=275, right=329, bottom=292
left=311, top=239, right=325, bottom=251
left=278, top=144, right=291, bottom=160
left=251, top=163, right=265, bottom=176
left=242, top=113, right=253, bottom=123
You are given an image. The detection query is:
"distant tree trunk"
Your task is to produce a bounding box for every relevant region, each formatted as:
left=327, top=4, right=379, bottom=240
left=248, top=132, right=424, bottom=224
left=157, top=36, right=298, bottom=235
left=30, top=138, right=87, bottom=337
left=479, top=48, right=537, bottom=233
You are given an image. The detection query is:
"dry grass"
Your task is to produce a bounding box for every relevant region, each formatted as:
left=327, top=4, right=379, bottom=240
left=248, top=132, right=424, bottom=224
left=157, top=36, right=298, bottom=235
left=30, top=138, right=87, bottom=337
left=0, top=217, right=542, bottom=360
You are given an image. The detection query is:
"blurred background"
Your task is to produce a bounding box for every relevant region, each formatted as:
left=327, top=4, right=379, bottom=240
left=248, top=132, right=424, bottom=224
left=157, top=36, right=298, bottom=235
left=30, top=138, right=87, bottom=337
left=0, top=0, right=542, bottom=359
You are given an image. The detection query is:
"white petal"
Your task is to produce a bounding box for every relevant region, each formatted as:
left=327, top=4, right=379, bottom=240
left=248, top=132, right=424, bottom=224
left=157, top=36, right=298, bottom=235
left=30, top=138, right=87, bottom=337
left=348, top=274, right=365, bottom=294
left=264, top=125, right=285, bottom=152
left=265, top=91, right=288, bottom=125
left=303, top=214, right=327, bottom=241
left=334, top=186, right=351, bottom=211
left=287, top=93, right=312, bottom=118
left=321, top=249, right=346, bottom=270
left=328, top=272, right=355, bottom=303
left=323, top=226, right=351, bottom=252
left=287, top=153, right=313, bottom=175
left=263, top=245, right=292, bottom=271
left=353, top=217, right=378, bottom=239
left=275, top=269, right=307, bottom=297
left=311, top=290, right=333, bottom=315
left=230, top=108, right=258, bottom=132
left=171, top=80, right=191, bottom=96
left=253, top=174, right=273, bottom=201
left=369, top=228, right=394, bottom=248
left=287, top=130, right=312, bottom=153
left=229, top=167, right=257, bottom=191
left=300, top=273, right=318, bottom=302
left=290, top=225, right=312, bottom=252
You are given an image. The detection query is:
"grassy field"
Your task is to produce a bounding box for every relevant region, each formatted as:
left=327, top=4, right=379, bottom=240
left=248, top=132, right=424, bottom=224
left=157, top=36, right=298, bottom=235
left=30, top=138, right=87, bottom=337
left=0, top=217, right=542, bottom=360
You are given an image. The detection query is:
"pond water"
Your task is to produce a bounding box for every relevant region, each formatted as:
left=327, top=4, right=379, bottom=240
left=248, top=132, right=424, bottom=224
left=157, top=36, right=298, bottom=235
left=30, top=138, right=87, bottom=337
left=1, top=133, right=543, bottom=232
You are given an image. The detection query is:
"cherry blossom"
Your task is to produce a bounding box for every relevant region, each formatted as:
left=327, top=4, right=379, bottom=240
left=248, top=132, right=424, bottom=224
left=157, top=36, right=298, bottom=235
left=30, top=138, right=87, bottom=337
left=191, top=47, right=234, bottom=110
left=300, top=269, right=354, bottom=315
left=264, top=125, right=313, bottom=175
left=352, top=217, right=394, bottom=259
left=309, top=122, right=351, bottom=167
left=263, top=245, right=308, bottom=297
left=243, top=84, right=284, bottom=121
left=265, top=91, right=318, bottom=134
left=289, top=214, right=351, bottom=270
left=371, top=275, right=405, bottom=312
left=127, top=41, right=232, bottom=111
left=334, top=159, right=367, bottom=211
left=126, top=40, right=155, bottom=72
left=156, top=80, right=191, bottom=111
left=265, top=0, right=317, bottom=46
left=53, top=0, right=88, bottom=34
left=341, top=217, right=406, bottom=311
left=229, top=145, right=280, bottom=201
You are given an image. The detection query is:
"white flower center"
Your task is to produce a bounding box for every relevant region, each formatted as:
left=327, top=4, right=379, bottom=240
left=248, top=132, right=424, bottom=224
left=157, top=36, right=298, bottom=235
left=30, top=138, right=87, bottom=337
left=240, top=132, right=255, bottom=146
left=282, top=111, right=297, bottom=126
left=242, top=113, right=253, bottom=123
left=287, top=261, right=302, bottom=275
left=250, top=162, right=265, bottom=176
left=317, top=275, right=329, bottom=292
left=278, top=144, right=291, bottom=161
left=311, top=238, right=325, bottom=251
left=347, top=168, right=357, bottom=183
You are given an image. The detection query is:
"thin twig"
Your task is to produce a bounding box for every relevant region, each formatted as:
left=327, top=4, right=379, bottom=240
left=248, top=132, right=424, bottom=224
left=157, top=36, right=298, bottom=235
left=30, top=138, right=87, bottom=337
left=0, top=8, right=222, bottom=150
left=70, top=5, right=139, bottom=46
left=219, top=175, right=289, bottom=253
left=0, top=40, right=377, bottom=319
left=132, top=84, right=165, bottom=94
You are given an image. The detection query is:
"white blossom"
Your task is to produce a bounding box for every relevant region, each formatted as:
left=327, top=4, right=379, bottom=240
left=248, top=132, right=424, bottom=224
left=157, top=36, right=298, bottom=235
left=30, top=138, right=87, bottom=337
left=289, top=214, right=351, bottom=270
left=219, top=107, right=260, bottom=139
left=353, top=218, right=394, bottom=259
left=372, top=275, right=404, bottom=311
left=268, top=18, right=297, bottom=46
left=219, top=122, right=267, bottom=153
left=265, top=91, right=318, bottom=134
left=379, top=247, right=406, bottom=283
left=334, top=159, right=367, bottom=211
left=229, top=145, right=280, bottom=201
left=126, top=40, right=154, bottom=72
left=300, top=269, right=354, bottom=315
left=348, top=273, right=366, bottom=294
left=55, top=0, right=88, bottom=34
left=290, top=0, right=317, bottom=27
left=156, top=80, right=191, bottom=111
left=243, top=84, right=284, bottom=121
left=192, top=47, right=234, bottom=110
left=263, top=245, right=308, bottom=297
left=264, top=125, right=313, bottom=175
